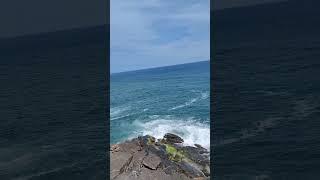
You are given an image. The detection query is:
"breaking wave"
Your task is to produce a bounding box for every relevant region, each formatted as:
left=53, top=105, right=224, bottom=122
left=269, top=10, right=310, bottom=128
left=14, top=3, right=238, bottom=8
left=132, top=116, right=210, bottom=149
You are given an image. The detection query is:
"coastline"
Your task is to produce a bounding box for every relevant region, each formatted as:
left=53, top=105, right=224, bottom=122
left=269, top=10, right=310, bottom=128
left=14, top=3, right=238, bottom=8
left=110, top=133, right=210, bottom=180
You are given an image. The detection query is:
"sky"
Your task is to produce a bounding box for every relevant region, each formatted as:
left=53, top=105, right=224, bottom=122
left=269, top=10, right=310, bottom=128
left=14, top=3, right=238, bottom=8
left=212, top=0, right=287, bottom=10
left=0, top=0, right=286, bottom=39
left=110, top=0, right=210, bottom=73
left=0, top=0, right=107, bottom=38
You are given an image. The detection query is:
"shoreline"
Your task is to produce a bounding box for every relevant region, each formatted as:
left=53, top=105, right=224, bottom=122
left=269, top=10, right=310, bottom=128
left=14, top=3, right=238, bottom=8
left=110, top=133, right=210, bottom=180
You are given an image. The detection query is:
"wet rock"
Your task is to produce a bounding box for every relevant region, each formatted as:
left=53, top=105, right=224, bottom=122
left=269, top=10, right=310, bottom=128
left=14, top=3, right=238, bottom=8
left=164, top=133, right=184, bottom=144
left=195, top=144, right=208, bottom=150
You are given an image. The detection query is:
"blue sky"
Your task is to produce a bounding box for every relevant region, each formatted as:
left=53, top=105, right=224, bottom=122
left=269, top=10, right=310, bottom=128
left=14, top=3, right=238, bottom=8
left=111, top=0, right=210, bottom=73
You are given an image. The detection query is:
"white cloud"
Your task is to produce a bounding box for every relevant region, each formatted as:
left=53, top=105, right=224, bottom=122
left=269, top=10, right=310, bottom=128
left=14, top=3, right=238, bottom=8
left=111, top=0, right=210, bottom=73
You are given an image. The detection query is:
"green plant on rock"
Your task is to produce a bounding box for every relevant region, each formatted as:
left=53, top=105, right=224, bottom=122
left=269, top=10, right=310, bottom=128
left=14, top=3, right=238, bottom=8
left=147, top=136, right=155, bottom=145
left=165, top=144, right=185, bottom=162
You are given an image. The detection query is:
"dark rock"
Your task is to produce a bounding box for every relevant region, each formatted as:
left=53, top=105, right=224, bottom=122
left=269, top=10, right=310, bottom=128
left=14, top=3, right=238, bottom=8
left=164, top=133, right=184, bottom=144
left=178, top=160, right=205, bottom=178
left=160, top=158, right=179, bottom=174
left=194, top=144, right=208, bottom=151
left=142, top=153, right=161, bottom=170
left=163, top=165, right=176, bottom=175
left=182, top=146, right=210, bottom=166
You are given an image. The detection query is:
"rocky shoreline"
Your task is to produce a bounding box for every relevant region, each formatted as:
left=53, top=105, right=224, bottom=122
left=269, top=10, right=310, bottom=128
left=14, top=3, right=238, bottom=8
left=110, top=133, right=210, bottom=180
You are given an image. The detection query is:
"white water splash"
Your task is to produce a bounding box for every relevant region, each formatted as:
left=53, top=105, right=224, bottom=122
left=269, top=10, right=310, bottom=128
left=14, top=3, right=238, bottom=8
left=133, top=116, right=210, bottom=149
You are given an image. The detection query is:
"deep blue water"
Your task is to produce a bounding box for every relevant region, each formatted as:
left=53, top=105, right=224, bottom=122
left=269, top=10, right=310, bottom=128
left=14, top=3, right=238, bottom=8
left=212, top=0, right=320, bottom=179
left=0, top=27, right=108, bottom=180
left=110, top=61, right=210, bottom=149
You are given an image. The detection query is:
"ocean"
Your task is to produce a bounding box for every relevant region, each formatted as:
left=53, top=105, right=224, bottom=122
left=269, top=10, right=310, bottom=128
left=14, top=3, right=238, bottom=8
left=110, top=61, right=210, bottom=149
left=0, top=26, right=108, bottom=180
left=212, top=0, right=320, bottom=179
left=2, top=0, right=320, bottom=179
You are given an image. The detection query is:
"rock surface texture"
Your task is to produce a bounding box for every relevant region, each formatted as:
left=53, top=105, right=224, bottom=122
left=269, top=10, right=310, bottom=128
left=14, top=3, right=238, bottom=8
left=110, top=133, right=210, bottom=180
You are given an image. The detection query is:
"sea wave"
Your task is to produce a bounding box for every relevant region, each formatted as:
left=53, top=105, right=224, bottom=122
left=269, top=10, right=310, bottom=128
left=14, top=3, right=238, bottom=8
left=132, top=116, right=210, bottom=149
left=111, top=114, right=132, bottom=121
left=110, top=106, right=131, bottom=120
left=170, top=91, right=209, bottom=110
left=214, top=117, right=280, bottom=147
left=110, top=106, right=129, bottom=116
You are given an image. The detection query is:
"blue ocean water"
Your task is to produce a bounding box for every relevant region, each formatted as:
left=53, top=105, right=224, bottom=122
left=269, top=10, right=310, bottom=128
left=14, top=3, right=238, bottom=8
left=0, top=27, right=108, bottom=180
left=212, top=1, right=320, bottom=179
left=110, top=61, right=210, bottom=149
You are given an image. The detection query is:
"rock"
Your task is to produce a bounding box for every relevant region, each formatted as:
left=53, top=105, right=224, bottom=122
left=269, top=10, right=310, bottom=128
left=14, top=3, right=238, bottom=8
left=110, top=134, right=210, bottom=180
left=111, top=144, right=121, bottom=152
left=143, top=153, right=161, bottom=170
left=127, top=150, right=145, bottom=172
left=202, top=165, right=210, bottom=177
left=164, top=133, right=184, bottom=144
left=182, top=146, right=210, bottom=166
left=111, top=151, right=133, bottom=179
left=179, top=160, right=205, bottom=178
left=194, top=144, right=204, bottom=149
left=119, top=138, right=142, bottom=153
left=193, top=177, right=210, bottom=180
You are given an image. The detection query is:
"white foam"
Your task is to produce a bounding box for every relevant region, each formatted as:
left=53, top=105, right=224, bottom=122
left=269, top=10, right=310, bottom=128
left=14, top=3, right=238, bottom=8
left=170, top=91, right=209, bottom=110
left=133, top=116, right=210, bottom=150
left=201, top=91, right=209, bottom=99
left=110, top=106, right=130, bottom=118
left=110, top=106, right=131, bottom=120
left=111, top=114, right=132, bottom=121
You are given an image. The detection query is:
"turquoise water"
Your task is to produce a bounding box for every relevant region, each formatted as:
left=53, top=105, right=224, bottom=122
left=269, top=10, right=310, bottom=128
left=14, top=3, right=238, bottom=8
left=110, top=61, right=210, bottom=148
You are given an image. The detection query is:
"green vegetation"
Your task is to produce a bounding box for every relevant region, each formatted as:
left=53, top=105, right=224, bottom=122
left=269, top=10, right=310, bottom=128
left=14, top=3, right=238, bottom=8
left=147, top=136, right=155, bottom=145
left=165, top=144, right=185, bottom=162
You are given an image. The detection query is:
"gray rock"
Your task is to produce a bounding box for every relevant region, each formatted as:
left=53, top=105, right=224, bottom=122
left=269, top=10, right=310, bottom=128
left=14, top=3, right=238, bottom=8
left=110, top=151, right=133, bottom=179
left=119, top=138, right=142, bottom=153
left=143, top=153, right=161, bottom=170
left=202, top=165, right=210, bottom=177
left=111, top=144, right=121, bottom=152
left=179, top=160, right=206, bottom=178
left=127, top=150, right=145, bottom=172
left=164, top=133, right=184, bottom=144
left=110, top=135, right=210, bottom=180
left=182, top=146, right=210, bottom=166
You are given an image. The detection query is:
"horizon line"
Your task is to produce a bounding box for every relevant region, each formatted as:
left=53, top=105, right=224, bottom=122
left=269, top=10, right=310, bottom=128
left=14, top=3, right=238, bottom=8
left=111, top=60, right=209, bottom=75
